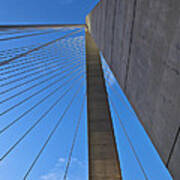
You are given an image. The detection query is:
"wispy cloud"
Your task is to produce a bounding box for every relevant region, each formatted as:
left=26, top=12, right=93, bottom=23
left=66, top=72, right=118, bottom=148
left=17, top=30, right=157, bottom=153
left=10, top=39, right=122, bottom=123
left=58, top=158, right=65, bottom=163
left=41, top=172, right=60, bottom=180
left=40, top=157, right=87, bottom=180
left=100, top=53, right=116, bottom=87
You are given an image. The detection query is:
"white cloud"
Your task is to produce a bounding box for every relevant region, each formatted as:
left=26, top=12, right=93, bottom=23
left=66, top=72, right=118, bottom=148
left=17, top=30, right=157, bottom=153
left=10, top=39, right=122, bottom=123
left=40, top=172, right=60, bottom=180
left=58, top=158, right=65, bottom=163
left=100, top=54, right=116, bottom=87
left=105, top=70, right=116, bottom=87
left=71, top=158, right=84, bottom=166
left=40, top=157, right=87, bottom=180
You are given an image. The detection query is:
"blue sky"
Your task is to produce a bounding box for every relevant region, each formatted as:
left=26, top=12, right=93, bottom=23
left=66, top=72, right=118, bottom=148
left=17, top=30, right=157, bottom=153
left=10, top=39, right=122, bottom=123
left=0, top=28, right=88, bottom=179
left=101, top=55, right=172, bottom=180
left=0, top=1, right=173, bottom=179
left=0, top=0, right=99, bottom=24
left=0, top=27, right=172, bottom=180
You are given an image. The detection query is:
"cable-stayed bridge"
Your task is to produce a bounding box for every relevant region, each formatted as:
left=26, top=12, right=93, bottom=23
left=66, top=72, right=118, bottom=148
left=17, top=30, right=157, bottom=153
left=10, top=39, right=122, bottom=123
left=0, top=22, right=175, bottom=180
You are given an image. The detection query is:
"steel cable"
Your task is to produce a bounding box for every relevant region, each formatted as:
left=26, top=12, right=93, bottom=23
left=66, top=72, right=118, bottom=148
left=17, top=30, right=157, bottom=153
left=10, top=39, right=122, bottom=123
left=0, top=62, right=84, bottom=116
left=103, top=62, right=148, bottom=179
left=0, top=55, right=80, bottom=81
left=0, top=28, right=49, bottom=36
left=0, top=54, right=60, bottom=75
left=0, top=69, right=85, bottom=135
left=0, top=59, right=82, bottom=95
left=0, top=73, right=85, bottom=162
left=0, top=29, right=83, bottom=67
left=0, top=51, right=79, bottom=73
left=0, top=62, right=83, bottom=104
left=23, top=80, right=84, bottom=179
left=63, top=94, right=86, bottom=180
left=0, top=58, right=82, bottom=88
left=0, top=28, right=67, bottom=42
left=0, top=45, right=81, bottom=68
left=0, top=55, right=57, bottom=72
left=108, top=92, right=148, bottom=180
left=0, top=48, right=59, bottom=68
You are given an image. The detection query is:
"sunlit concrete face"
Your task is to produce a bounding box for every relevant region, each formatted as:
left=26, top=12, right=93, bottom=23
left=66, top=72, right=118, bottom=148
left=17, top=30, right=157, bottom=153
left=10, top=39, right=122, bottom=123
left=86, top=0, right=180, bottom=179
left=86, top=31, right=122, bottom=179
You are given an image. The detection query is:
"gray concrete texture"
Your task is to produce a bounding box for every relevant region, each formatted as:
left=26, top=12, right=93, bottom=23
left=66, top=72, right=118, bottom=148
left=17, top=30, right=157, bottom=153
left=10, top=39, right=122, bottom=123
left=86, top=0, right=180, bottom=179
left=86, top=32, right=122, bottom=179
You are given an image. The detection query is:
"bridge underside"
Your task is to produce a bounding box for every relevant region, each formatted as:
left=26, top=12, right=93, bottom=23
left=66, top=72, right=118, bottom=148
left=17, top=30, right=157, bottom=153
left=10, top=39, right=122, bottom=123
left=86, top=0, right=180, bottom=179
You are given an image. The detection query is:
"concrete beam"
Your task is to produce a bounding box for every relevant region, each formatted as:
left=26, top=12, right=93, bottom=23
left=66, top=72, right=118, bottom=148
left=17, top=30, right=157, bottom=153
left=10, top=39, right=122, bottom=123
left=86, top=31, right=122, bottom=179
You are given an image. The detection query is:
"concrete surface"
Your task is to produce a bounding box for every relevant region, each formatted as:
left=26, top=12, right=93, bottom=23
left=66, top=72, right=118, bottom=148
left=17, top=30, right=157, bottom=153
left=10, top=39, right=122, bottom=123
left=86, top=0, right=180, bottom=179
left=86, top=31, right=122, bottom=179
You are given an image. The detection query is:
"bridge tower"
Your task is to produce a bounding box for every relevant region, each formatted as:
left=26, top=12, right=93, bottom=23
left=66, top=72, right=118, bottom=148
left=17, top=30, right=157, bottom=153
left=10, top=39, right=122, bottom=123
left=86, top=30, right=122, bottom=179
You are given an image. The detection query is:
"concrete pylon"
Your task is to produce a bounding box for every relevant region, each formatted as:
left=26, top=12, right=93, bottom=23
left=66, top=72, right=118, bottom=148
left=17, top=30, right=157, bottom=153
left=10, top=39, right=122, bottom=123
left=86, top=30, right=122, bottom=180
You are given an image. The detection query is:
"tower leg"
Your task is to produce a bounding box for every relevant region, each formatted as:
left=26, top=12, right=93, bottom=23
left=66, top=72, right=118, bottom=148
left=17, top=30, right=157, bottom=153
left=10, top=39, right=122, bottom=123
left=86, top=31, right=122, bottom=180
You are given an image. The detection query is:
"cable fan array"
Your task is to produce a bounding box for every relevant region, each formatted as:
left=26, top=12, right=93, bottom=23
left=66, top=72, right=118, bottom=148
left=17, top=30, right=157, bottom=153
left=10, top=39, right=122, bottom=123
left=0, top=27, right=86, bottom=179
